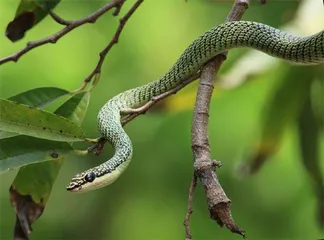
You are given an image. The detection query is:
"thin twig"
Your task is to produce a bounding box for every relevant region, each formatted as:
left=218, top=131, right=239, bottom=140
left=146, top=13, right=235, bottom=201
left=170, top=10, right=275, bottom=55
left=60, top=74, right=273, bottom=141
left=121, top=73, right=200, bottom=126
left=49, top=11, right=71, bottom=26
left=83, top=0, right=144, bottom=84
left=0, top=0, right=126, bottom=65
left=188, top=0, right=250, bottom=238
left=183, top=174, right=197, bottom=240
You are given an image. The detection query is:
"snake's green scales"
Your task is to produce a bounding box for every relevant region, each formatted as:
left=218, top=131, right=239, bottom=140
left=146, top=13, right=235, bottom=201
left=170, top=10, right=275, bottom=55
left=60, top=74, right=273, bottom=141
left=67, top=21, right=324, bottom=192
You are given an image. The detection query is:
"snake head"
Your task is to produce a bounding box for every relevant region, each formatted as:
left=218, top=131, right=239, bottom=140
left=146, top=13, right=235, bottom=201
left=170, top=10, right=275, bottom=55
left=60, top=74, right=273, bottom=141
left=67, top=164, right=127, bottom=193
left=66, top=172, right=96, bottom=193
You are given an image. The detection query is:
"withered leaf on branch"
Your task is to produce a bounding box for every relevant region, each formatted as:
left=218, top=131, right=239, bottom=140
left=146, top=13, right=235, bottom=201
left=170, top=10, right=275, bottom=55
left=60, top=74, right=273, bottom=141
left=6, top=0, right=61, bottom=42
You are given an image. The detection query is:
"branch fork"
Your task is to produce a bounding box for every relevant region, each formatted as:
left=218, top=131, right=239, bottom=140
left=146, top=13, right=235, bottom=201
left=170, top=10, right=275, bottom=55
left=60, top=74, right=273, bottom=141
left=194, top=159, right=222, bottom=173
left=0, top=0, right=129, bottom=66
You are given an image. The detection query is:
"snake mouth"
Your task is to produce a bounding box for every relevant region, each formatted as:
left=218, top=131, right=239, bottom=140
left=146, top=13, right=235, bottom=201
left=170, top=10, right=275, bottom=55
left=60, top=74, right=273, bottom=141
left=66, top=182, right=82, bottom=192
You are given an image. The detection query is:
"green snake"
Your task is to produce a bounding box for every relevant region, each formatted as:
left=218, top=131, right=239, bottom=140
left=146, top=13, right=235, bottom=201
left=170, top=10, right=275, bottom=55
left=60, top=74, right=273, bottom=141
left=66, top=21, right=324, bottom=192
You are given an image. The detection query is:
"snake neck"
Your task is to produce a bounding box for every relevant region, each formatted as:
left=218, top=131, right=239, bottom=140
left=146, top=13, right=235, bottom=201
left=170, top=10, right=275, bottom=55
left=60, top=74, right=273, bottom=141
left=98, top=103, right=133, bottom=162
left=65, top=104, right=133, bottom=192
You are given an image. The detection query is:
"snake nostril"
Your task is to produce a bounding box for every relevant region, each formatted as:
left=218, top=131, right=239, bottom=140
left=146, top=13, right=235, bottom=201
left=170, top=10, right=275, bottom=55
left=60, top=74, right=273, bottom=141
left=67, top=182, right=78, bottom=190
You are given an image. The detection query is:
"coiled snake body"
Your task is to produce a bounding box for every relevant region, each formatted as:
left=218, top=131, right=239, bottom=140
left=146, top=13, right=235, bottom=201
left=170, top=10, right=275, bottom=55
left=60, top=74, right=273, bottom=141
left=67, top=21, right=324, bottom=192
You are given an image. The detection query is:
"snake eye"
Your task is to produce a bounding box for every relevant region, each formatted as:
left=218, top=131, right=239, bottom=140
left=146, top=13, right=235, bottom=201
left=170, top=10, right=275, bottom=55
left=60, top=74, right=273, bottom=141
left=85, top=172, right=96, bottom=182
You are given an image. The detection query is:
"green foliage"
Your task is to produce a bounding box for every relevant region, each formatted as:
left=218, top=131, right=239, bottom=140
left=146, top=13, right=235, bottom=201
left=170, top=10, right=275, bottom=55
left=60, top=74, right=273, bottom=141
left=0, top=136, right=72, bottom=174
left=8, top=91, right=90, bottom=189
left=11, top=92, right=90, bottom=201
left=54, top=92, right=90, bottom=127
left=12, top=160, right=63, bottom=203
left=311, top=78, right=324, bottom=130
left=0, top=87, right=69, bottom=139
left=298, top=96, right=324, bottom=228
left=245, top=66, right=315, bottom=174
left=9, top=87, right=69, bottom=108
left=0, top=98, right=86, bottom=142
left=7, top=91, right=90, bottom=238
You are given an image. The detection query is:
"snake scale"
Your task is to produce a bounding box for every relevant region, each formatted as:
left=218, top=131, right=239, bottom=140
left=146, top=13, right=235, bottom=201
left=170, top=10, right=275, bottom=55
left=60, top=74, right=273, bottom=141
left=66, top=21, right=324, bottom=192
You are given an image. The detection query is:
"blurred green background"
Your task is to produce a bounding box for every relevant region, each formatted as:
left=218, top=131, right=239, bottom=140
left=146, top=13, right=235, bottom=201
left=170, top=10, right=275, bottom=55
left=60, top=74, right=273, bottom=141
left=0, top=0, right=323, bottom=239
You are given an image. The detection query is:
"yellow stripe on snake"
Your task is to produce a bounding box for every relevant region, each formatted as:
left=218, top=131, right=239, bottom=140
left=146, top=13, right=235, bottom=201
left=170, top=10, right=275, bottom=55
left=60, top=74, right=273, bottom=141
left=66, top=21, right=324, bottom=192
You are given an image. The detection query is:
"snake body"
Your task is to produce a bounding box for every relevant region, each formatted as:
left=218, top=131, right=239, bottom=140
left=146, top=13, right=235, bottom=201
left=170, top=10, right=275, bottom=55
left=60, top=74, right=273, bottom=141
left=67, top=21, right=324, bottom=192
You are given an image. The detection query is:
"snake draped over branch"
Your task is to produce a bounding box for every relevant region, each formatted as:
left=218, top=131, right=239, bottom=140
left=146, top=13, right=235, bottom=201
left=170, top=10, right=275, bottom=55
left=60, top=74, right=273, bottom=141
left=66, top=21, right=324, bottom=193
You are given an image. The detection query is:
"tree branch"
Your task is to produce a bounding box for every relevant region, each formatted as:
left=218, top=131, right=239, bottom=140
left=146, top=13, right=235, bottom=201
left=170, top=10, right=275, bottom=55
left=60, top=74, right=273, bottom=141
left=188, top=0, right=250, bottom=238
left=0, top=0, right=126, bottom=65
left=121, top=73, right=200, bottom=126
left=83, top=0, right=144, bottom=84
left=184, top=173, right=197, bottom=240
left=79, top=0, right=252, bottom=238
left=49, top=11, right=72, bottom=26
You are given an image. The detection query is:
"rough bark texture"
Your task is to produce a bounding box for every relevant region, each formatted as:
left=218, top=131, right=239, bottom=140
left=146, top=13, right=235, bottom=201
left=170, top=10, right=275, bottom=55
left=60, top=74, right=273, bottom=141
left=186, top=0, right=251, bottom=238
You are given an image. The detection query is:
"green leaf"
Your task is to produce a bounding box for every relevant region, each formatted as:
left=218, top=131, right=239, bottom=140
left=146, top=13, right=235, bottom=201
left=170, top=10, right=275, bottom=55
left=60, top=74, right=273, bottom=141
left=0, top=98, right=86, bottom=142
left=0, top=87, right=70, bottom=139
left=298, top=96, right=324, bottom=229
left=246, top=66, right=314, bottom=174
left=11, top=159, right=64, bottom=203
left=9, top=87, right=69, bottom=108
left=10, top=92, right=90, bottom=196
left=9, top=92, right=90, bottom=239
left=55, top=92, right=90, bottom=126
left=5, top=0, right=61, bottom=41
left=0, top=136, right=72, bottom=174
